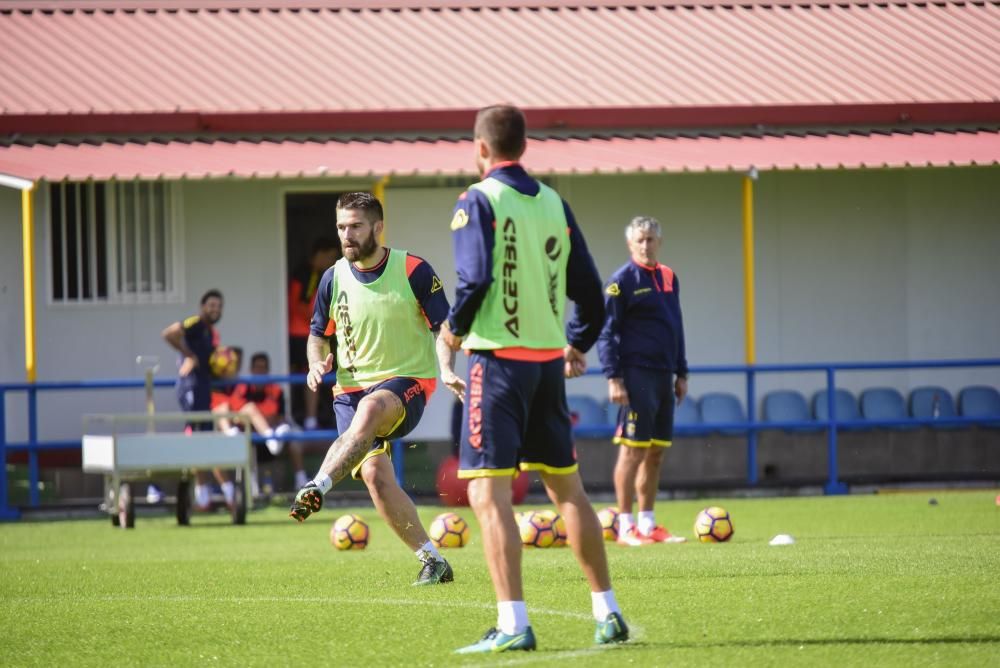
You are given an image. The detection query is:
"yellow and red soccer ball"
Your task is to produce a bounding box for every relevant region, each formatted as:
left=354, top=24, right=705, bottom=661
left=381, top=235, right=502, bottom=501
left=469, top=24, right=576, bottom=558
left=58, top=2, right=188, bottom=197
left=694, top=506, right=734, bottom=543
left=597, top=506, right=620, bottom=541
left=330, top=513, right=369, bottom=551
left=429, top=512, right=472, bottom=548
left=519, top=509, right=565, bottom=548
left=209, top=345, right=239, bottom=378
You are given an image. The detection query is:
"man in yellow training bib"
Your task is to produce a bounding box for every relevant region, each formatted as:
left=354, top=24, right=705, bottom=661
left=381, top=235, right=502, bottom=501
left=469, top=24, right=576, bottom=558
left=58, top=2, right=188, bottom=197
left=288, top=192, right=463, bottom=587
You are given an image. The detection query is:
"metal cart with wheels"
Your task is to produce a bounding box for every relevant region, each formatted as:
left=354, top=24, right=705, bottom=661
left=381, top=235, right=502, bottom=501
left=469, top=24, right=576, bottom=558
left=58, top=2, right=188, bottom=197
left=83, top=412, right=253, bottom=528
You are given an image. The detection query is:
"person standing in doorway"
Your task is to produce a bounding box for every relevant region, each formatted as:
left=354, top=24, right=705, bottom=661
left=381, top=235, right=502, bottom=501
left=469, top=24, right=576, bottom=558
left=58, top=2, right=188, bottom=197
left=288, top=237, right=341, bottom=434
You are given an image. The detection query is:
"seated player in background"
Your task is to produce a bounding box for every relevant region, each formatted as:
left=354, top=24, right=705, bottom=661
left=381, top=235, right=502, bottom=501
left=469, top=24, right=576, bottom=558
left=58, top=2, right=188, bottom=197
left=212, top=349, right=291, bottom=465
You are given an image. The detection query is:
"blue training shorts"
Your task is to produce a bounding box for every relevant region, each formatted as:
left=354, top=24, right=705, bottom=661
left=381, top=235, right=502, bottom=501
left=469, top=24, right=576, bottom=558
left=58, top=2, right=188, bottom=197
left=333, top=376, right=429, bottom=480
left=458, top=351, right=578, bottom=479
left=613, top=365, right=675, bottom=448
left=177, top=376, right=212, bottom=432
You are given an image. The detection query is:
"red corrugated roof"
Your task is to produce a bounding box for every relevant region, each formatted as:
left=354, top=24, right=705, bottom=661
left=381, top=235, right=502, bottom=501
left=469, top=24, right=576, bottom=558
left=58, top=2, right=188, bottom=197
left=1, top=130, right=996, bottom=182
left=1, top=2, right=998, bottom=132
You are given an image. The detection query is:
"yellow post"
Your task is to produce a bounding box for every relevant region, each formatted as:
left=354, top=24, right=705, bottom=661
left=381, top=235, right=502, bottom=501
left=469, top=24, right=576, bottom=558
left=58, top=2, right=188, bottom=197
left=373, top=175, right=389, bottom=243
left=742, top=169, right=757, bottom=366
left=21, top=184, right=37, bottom=382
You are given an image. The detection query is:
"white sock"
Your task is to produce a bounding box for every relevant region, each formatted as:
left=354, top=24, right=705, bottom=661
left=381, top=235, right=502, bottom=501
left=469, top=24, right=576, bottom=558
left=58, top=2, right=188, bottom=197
left=195, top=484, right=211, bottom=508
left=497, top=601, right=529, bottom=635
left=221, top=481, right=235, bottom=506
left=294, top=470, right=309, bottom=489
left=224, top=425, right=241, bottom=437
left=311, top=472, right=333, bottom=494
left=619, top=512, right=636, bottom=535
left=304, top=416, right=318, bottom=430
left=637, top=511, right=656, bottom=535
left=591, top=590, right=621, bottom=621
left=415, top=541, right=443, bottom=562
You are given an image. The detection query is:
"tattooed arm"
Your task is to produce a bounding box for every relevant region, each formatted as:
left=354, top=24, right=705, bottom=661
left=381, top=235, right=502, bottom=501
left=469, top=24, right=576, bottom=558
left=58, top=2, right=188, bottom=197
left=306, top=334, right=333, bottom=392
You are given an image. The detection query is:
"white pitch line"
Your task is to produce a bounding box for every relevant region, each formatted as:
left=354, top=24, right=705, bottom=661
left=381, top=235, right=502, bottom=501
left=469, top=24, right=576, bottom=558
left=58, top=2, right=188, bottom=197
left=10, top=593, right=646, bottom=658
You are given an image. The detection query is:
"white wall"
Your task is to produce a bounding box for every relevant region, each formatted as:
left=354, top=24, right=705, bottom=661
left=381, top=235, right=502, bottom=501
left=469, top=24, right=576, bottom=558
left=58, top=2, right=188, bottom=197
left=1, top=166, right=998, bottom=442
left=0, top=186, right=25, bottom=382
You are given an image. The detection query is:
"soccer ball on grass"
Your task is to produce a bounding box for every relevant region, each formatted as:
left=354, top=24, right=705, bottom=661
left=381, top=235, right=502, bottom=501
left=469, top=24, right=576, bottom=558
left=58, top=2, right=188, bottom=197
left=429, top=512, right=472, bottom=548
left=694, top=506, right=733, bottom=543
left=519, top=510, right=559, bottom=548
left=597, top=506, right=620, bottom=541
left=330, top=513, right=369, bottom=550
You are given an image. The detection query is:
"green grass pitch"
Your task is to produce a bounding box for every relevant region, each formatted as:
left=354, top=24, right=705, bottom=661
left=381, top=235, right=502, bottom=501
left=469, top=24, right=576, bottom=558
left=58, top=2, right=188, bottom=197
left=2, top=492, right=999, bottom=666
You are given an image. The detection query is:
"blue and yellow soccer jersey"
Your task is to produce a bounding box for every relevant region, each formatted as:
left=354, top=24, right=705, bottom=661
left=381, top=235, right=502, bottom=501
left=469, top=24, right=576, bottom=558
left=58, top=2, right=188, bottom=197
left=445, top=162, right=604, bottom=354
left=597, top=261, right=689, bottom=379
left=181, top=315, right=218, bottom=382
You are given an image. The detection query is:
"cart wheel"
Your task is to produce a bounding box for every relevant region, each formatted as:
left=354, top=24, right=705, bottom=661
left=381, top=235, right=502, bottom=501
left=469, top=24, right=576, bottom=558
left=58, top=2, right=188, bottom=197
left=231, top=479, right=247, bottom=525
left=176, top=480, right=191, bottom=526
left=108, top=486, right=120, bottom=527
left=118, top=483, right=135, bottom=529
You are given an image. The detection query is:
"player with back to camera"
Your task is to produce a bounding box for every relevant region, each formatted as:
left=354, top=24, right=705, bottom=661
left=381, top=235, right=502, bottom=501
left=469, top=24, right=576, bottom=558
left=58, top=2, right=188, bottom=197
left=438, top=104, right=630, bottom=653
left=287, top=192, right=464, bottom=586
left=598, top=215, right=690, bottom=546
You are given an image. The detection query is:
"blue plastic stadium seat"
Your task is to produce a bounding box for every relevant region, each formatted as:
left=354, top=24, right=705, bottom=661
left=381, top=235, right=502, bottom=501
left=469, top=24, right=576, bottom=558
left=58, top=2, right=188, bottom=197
left=958, top=386, right=1000, bottom=422
left=908, top=386, right=957, bottom=423
left=602, top=399, right=621, bottom=428
left=674, top=395, right=702, bottom=429
left=860, top=387, right=912, bottom=429
left=566, top=395, right=607, bottom=433
left=699, top=392, right=746, bottom=435
left=761, top=390, right=816, bottom=431
left=812, top=389, right=862, bottom=429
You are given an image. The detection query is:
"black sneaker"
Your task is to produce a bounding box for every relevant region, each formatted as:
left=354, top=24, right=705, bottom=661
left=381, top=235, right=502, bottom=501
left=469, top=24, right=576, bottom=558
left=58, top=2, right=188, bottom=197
left=413, top=557, right=454, bottom=586
left=288, top=483, right=323, bottom=522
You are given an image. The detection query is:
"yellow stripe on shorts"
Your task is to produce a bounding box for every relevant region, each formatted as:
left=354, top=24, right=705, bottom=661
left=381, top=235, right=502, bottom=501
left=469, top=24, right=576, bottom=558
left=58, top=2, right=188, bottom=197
left=613, top=436, right=652, bottom=448
left=457, top=467, right=518, bottom=480
left=519, top=462, right=579, bottom=475
left=351, top=441, right=391, bottom=480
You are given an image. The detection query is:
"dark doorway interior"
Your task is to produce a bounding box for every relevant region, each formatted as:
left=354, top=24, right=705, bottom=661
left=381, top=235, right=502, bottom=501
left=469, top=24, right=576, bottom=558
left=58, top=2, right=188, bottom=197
left=285, top=192, right=342, bottom=428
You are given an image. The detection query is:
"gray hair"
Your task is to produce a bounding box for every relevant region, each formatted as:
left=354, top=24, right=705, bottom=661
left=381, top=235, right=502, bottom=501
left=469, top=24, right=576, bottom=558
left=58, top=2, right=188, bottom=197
left=625, top=216, right=661, bottom=241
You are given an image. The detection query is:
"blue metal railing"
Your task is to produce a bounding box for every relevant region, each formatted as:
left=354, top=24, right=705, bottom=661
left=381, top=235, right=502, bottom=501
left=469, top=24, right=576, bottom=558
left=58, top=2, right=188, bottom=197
left=2, top=359, right=1000, bottom=520
left=574, top=358, right=1000, bottom=495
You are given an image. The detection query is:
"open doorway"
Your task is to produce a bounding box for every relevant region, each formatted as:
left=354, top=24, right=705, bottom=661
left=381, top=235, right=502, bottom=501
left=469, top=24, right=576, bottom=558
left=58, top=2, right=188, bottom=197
left=284, top=192, right=342, bottom=429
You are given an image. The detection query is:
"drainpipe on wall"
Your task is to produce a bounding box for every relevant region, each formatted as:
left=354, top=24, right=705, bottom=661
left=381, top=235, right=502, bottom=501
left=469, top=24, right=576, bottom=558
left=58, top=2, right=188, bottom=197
left=373, top=175, right=390, bottom=244
left=742, top=167, right=758, bottom=366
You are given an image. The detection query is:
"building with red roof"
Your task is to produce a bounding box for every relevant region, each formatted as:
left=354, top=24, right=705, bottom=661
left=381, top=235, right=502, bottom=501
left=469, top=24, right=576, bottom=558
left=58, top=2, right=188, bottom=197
left=0, top=0, right=998, bottom=444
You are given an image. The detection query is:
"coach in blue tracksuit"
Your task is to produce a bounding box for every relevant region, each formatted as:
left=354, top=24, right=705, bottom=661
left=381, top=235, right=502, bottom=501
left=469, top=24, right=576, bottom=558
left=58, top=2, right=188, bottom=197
left=598, top=216, right=689, bottom=547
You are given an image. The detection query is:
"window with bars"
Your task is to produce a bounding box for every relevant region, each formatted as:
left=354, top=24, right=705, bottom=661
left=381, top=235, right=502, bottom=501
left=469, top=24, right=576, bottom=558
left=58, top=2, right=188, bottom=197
left=48, top=181, right=181, bottom=303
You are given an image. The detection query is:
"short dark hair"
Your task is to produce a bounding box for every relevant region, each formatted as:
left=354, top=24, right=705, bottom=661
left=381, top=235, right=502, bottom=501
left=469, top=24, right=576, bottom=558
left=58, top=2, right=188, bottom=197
left=201, top=289, right=223, bottom=305
left=311, top=236, right=340, bottom=256
left=336, top=192, right=383, bottom=224
left=474, top=105, right=526, bottom=160
left=250, top=352, right=269, bottom=368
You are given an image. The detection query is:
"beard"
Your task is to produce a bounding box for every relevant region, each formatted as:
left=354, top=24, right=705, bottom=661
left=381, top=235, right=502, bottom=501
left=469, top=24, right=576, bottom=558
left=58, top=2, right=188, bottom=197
left=342, top=231, right=379, bottom=263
